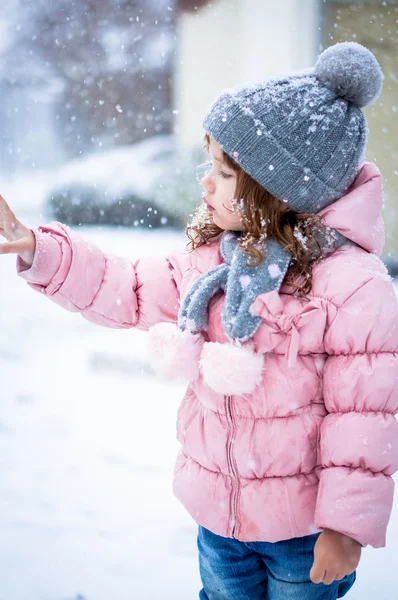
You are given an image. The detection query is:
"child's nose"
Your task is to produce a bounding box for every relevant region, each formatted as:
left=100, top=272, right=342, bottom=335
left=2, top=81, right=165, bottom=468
left=201, top=172, right=215, bottom=194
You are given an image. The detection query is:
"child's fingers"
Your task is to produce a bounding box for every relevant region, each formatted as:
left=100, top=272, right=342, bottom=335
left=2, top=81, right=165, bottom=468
left=0, top=193, right=12, bottom=207
left=323, top=569, right=339, bottom=585
left=311, top=567, right=344, bottom=586
left=0, top=197, right=18, bottom=235
left=0, top=202, right=15, bottom=233
left=0, top=194, right=14, bottom=220
left=309, top=563, right=326, bottom=584
left=0, top=241, right=14, bottom=254
left=0, top=240, right=24, bottom=255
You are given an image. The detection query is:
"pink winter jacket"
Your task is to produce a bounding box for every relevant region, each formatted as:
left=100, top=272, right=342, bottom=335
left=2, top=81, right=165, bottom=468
left=17, top=162, right=398, bottom=548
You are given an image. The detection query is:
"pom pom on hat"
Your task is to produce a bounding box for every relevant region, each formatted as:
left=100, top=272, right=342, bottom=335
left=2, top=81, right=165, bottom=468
left=315, top=41, right=384, bottom=108
left=148, top=323, right=204, bottom=381
left=200, top=341, right=264, bottom=395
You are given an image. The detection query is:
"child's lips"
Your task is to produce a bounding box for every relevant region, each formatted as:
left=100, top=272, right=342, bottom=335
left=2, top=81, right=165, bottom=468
left=203, top=197, right=215, bottom=212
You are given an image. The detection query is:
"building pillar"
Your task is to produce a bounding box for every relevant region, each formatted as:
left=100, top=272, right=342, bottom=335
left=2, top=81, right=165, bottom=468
left=174, top=0, right=320, bottom=148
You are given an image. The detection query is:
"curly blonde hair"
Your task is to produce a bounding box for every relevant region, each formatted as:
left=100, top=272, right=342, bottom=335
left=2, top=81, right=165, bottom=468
left=186, top=135, right=327, bottom=298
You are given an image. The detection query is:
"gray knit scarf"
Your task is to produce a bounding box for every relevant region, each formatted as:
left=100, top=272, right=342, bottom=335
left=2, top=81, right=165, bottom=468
left=178, top=229, right=345, bottom=342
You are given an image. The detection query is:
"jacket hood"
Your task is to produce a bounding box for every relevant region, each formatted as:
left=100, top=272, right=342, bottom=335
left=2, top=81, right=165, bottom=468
left=319, top=162, right=384, bottom=256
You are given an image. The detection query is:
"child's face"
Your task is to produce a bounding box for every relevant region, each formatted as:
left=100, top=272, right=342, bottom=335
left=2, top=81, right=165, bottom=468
left=200, top=138, right=243, bottom=231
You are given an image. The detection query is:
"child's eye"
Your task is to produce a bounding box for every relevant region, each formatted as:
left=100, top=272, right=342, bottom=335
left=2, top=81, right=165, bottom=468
left=219, top=170, right=232, bottom=179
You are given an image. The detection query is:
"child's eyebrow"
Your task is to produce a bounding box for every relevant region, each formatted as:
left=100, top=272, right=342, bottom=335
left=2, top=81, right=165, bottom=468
left=211, top=153, right=226, bottom=164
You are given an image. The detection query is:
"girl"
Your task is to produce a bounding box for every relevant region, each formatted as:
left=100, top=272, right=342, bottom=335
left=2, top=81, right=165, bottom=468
left=1, top=42, right=397, bottom=600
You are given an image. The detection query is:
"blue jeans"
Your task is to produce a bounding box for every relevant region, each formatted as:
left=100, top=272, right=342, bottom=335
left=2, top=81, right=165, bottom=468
left=198, top=526, right=356, bottom=600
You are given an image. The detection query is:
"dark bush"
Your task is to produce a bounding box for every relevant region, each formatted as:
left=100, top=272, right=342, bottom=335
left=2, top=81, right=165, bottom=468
left=48, top=185, right=182, bottom=228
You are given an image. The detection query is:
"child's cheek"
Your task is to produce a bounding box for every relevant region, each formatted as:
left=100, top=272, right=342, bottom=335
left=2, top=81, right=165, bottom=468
left=225, top=195, right=236, bottom=211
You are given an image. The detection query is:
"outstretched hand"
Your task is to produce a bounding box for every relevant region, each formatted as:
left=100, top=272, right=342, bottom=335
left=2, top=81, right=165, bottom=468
left=310, top=529, right=361, bottom=586
left=0, top=194, right=35, bottom=266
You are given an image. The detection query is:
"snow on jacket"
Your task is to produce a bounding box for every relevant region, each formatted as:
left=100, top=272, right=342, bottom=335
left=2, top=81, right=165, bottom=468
left=17, top=162, right=398, bottom=548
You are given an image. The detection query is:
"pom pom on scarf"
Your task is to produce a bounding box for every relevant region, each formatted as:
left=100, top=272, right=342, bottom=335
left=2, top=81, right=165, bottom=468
left=148, top=323, right=204, bottom=381
left=200, top=341, right=264, bottom=395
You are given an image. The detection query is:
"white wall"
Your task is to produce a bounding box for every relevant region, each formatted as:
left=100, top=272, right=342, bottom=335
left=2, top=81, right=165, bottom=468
left=174, top=0, right=320, bottom=148
left=0, top=84, right=66, bottom=173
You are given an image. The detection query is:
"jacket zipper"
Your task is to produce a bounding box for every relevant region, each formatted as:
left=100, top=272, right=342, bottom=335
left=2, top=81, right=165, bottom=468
left=226, top=394, right=239, bottom=538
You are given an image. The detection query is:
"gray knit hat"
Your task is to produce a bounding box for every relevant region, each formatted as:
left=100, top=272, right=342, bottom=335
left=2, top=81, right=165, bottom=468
left=202, top=42, right=384, bottom=213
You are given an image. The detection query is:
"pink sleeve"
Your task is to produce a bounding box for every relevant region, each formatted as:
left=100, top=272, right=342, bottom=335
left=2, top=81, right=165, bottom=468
left=314, top=275, right=398, bottom=547
left=17, top=221, right=183, bottom=330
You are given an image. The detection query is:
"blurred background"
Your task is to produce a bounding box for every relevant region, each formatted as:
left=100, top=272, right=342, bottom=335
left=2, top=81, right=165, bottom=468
left=0, top=2, right=397, bottom=600
left=0, top=0, right=397, bottom=253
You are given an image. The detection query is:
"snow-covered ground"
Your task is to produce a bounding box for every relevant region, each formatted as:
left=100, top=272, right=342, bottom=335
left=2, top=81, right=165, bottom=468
left=0, top=208, right=398, bottom=599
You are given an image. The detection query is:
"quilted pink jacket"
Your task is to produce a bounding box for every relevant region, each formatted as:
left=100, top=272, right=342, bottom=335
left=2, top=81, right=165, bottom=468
left=17, top=163, right=398, bottom=548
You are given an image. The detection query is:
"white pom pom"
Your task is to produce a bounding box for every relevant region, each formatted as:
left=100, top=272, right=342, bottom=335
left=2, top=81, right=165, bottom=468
left=315, top=42, right=384, bottom=108
left=200, top=342, right=264, bottom=395
left=148, top=323, right=204, bottom=381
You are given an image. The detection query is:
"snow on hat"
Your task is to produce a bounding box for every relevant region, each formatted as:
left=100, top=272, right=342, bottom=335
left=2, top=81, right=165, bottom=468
left=202, top=42, right=384, bottom=213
